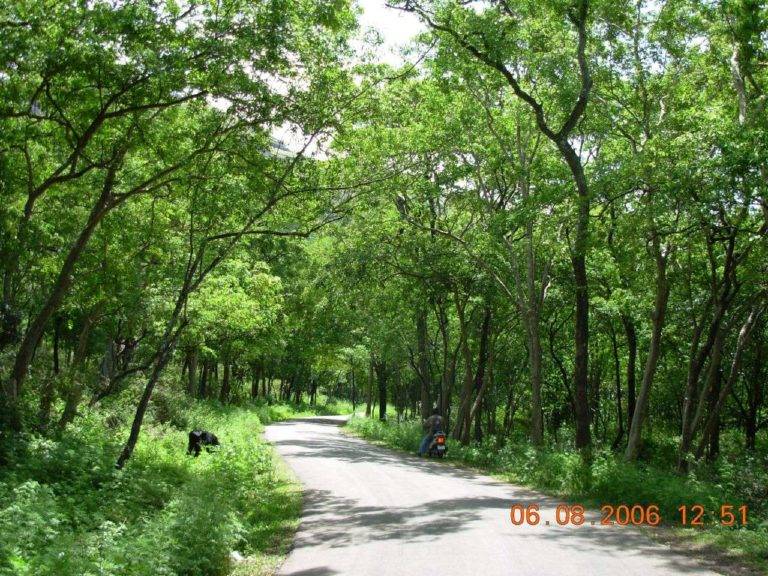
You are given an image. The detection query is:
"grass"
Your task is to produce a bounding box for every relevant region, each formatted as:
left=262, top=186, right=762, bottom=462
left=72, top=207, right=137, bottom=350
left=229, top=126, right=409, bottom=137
left=0, top=384, right=350, bottom=576
left=253, top=397, right=353, bottom=425
left=346, top=416, right=768, bottom=574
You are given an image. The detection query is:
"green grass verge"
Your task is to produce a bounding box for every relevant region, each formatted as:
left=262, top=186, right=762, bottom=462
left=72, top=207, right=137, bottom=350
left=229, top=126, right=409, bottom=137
left=346, top=416, right=768, bottom=574
left=0, top=394, right=336, bottom=576
left=253, top=397, right=353, bottom=425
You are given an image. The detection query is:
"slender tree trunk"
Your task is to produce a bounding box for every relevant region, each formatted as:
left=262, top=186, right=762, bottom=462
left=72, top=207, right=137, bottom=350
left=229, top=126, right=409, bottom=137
left=262, top=368, right=270, bottom=398
left=117, top=288, right=188, bottom=468
left=366, top=358, right=373, bottom=417
left=470, top=322, right=494, bottom=444
left=610, top=324, right=624, bottom=450
left=589, top=354, right=602, bottom=440
left=37, top=317, right=63, bottom=433
left=452, top=293, right=474, bottom=443
left=745, top=323, right=764, bottom=450
left=3, top=181, right=116, bottom=431
left=416, top=307, right=431, bottom=419
left=513, top=150, right=547, bottom=447
left=188, top=349, right=198, bottom=396
left=679, top=316, right=721, bottom=466
left=53, top=315, right=61, bottom=375
left=57, top=311, right=97, bottom=431
left=625, top=244, right=670, bottom=461
left=199, top=361, right=208, bottom=398
left=528, top=319, right=544, bottom=445
left=696, top=306, right=762, bottom=458
left=679, top=237, right=738, bottom=470
left=251, top=362, right=262, bottom=399
left=435, top=298, right=453, bottom=426
left=706, top=370, right=722, bottom=461
left=558, top=141, right=592, bottom=451
left=219, top=361, right=231, bottom=403
left=503, top=372, right=518, bottom=436
left=622, top=315, right=637, bottom=430
left=374, top=361, right=387, bottom=421
left=464, top=307, right=491, bottom=444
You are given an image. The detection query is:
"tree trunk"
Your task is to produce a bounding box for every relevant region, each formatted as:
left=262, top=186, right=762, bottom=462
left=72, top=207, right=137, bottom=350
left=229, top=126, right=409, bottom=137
left=374, top=361, right=387, bottom=421
left=681, top=323, right=727, bottom=468
left=679, top=235, right=738, bottom=470
left=528, top=317, right=544, bottom=446
left=464, top=307, right=491, bottom=444
left=57, top=310, right=97, bottom=431
left=557, top=139, right=592, bottom=451
left=199, top=361, right=209, bottom=398
left=706, top=369, right=722, bottom=461
left=434, top=297, right=454, bottom=427
left=610, top=323, right=624, bottom=450
left=416, top=307, right=431, bottom=420
left=117, top=287, right=188, bottom=469
left=366, top=358, right=373, bottom=417
left=622, top=315, right=637, bottom=431
left=470, top=318, right=494, bottom=444
left=502, top=370, right=519, bottom=436
left=745, top=322, right=764, bottom=450
left=219, top=361, right=231, bottom=403
left=262, top=369, right=271, bottom=398
left=251, top=362, right=262, bottom=399
left=452, top=292, right=474, bottom=443
left=3, top=180, right=116, bottom=431
left=696, top=306, right=762, bottom=458
left=589, top=353, right=603, bottom=440
left=53, top=315, right=61, bottom=375
left=188, top=349, right=198, bottom=396
left=625, top=243, right=670, bottom=461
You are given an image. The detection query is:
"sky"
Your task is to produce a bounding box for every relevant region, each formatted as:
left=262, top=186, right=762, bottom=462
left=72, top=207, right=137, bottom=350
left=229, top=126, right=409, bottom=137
left=272, top=1, right=426, bottom=153
left=355, top=0, right=426, bottom=66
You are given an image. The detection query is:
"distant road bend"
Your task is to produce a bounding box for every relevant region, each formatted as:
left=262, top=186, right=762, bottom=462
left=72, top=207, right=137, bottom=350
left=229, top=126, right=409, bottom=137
left=265, top=417, right=722, bottom=576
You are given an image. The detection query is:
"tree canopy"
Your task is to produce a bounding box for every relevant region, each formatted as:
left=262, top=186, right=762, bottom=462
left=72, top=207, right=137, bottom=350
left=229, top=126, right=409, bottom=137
left=1, top=0, right=767, bottom=536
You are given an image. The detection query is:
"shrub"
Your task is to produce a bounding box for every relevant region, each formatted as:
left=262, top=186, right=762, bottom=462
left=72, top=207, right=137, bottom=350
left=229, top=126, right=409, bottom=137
left=0, top=401, right=301, bottom=576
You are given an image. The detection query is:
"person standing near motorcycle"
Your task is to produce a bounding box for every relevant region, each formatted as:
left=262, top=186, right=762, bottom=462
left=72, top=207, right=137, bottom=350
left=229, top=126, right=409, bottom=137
left=418, top=408, right=444, bottom=456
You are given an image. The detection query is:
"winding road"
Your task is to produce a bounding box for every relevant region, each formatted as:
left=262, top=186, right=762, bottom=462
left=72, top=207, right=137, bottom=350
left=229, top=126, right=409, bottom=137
left=265, top=417, right=722, bottom=576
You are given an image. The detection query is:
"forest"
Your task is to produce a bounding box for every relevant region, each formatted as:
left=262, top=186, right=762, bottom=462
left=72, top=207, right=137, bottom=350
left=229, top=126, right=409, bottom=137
left=1, top=0, right=767, bottom=574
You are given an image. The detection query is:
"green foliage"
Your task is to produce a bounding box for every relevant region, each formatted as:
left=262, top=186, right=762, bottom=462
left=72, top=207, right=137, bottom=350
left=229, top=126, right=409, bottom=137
left=254, top=397, right=353, bottom=425
left=1, top=0, right=768, bottom=570
left=0, top=402, right=301, bottom=576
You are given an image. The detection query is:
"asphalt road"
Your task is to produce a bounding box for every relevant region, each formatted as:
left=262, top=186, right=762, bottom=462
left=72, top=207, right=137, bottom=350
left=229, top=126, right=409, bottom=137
left=265, top=417, right=722, bottom=576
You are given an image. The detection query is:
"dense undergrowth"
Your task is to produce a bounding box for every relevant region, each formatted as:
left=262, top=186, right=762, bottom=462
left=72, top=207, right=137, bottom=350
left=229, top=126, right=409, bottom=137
left=347, top=416, right=768, bottom=571
left=0, top=387, right=350, bottom=576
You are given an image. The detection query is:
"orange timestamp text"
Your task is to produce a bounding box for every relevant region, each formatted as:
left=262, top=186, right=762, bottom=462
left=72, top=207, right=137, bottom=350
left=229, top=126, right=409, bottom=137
left=509, top=503, right=748, bottom=527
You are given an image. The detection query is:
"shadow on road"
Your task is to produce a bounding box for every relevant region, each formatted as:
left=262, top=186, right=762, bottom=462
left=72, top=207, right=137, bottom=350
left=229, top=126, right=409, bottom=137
left=294, top=488, right=512, bottom=547
left=270, top=420, right=724, bottom=576
left=513, top=523, right=732, bottom=575
left=269, top=430, right=521, bottom=489
left=282, top=568, right=339, bottom=576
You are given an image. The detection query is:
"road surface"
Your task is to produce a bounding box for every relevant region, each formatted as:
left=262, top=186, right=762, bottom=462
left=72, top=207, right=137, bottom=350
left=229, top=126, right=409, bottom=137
left=265, top=417, right=722, bottom=576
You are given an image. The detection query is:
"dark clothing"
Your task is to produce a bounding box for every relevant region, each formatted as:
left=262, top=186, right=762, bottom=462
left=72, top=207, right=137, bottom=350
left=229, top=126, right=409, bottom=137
left=187, top=430, right=219, bottom=456
left=423, top=414, right=444, bottom=434
left=419, top=414, right=444, bottom=456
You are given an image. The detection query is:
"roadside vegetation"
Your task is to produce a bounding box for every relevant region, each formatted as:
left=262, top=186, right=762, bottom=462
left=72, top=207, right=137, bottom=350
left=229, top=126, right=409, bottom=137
left=2, top=0, right=767, bottom=574
left=0, top=390, right=351, bottom=576
left=348, top=417, right=768, bottom=572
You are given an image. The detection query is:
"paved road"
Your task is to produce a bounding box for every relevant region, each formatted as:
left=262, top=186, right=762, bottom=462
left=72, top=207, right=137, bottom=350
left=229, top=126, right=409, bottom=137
left=265, top=417, right=722, bottom=576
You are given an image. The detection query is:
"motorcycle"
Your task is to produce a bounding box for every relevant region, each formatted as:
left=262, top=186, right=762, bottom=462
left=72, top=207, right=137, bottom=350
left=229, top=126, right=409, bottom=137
left=427, top=431, right=447, bottom=458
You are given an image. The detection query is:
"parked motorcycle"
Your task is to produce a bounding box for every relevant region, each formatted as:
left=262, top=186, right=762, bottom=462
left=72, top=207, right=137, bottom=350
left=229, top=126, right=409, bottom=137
left=427, top=431, right=447, bottom=458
